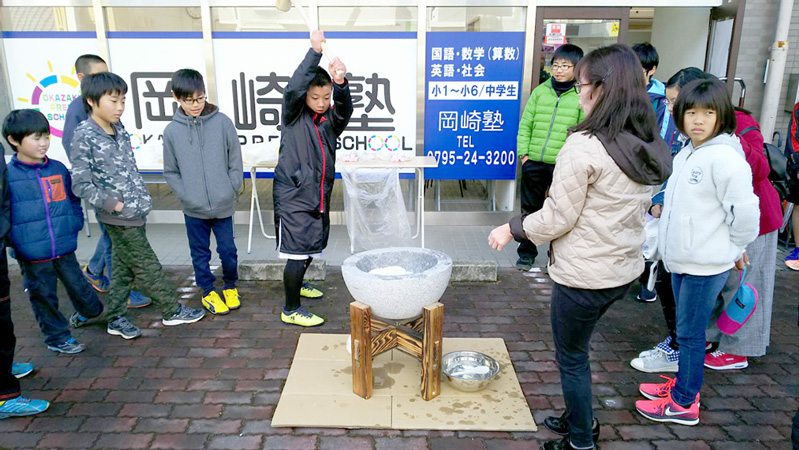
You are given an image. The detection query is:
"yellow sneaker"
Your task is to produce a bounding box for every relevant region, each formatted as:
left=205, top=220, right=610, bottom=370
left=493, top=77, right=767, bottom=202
left=222, top=288, right=241, bottom=310
left=202, top=291, right=230, bottom=315
left=281, top=306, right=324, bottom=327
left=300, top=282, right=324, bottom=299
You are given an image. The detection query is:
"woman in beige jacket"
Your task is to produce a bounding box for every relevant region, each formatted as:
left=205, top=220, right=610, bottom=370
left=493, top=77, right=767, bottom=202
left=489, top=45, right=672, bottom=450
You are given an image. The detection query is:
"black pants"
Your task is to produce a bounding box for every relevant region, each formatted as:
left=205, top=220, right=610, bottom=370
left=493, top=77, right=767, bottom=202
left=640, top=261, right=677, bottom=349
left=0, top=250, right=20, bottom=401
left=518, top=160, right=555, bottom=261
left=792, top=406, right=799, bottom=449
left=551, top=281, right=632, bottom=448
left=184, top=215, right=238, bottom=296
left=20, top=253, right=104, bottom=346
left=656, top=262, right=677, bottom=348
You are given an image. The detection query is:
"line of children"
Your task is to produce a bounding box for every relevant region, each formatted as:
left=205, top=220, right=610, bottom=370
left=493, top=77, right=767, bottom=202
left=274, top=31, right=352, bottom=327
left=635, top=78, right=759, bottom=425
left=0, top=141, right=49, bottom=419
left=70, top=72, right=206, bottom=339
left=163, top=69, right=243, bottom=315
left=3, top=110, right=104, bottom=354
left=62, top=54, right=151, bottom=309
left=515, top=44, right=584, bottom=271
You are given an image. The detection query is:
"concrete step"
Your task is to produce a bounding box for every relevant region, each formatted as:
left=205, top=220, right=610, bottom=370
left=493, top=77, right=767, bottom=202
left=238, top=260, right=497, bottom=282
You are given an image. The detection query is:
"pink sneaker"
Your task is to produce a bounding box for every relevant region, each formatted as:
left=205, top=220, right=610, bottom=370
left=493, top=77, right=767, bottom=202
left=636, top=394, right=699, bottom=426
left=640, top=376, right=701, bottom=404
left=704, top=351, right=748, bottom=371
left=639, top=375, right=676, bottom=400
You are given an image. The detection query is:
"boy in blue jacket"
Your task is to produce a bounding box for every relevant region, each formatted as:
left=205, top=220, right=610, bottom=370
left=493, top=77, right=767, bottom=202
left=0, top=140, right=50, bottom=419
left=163, top=69, right=243, bottom=315
left=2, top=109, right=103, bottom=354
left=633, top=42, right=670, bottom=140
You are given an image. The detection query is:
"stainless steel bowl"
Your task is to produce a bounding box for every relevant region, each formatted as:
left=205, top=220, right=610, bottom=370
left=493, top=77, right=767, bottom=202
left=441, top=351, right=501, bottom=392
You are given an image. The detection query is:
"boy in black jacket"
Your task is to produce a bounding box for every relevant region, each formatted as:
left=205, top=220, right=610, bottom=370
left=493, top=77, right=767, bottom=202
left=274, top=31, right=353, bottom=327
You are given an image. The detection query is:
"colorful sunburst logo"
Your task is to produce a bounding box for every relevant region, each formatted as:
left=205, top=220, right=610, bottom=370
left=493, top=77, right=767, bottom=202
left=16, top=61, right=80, bottom=139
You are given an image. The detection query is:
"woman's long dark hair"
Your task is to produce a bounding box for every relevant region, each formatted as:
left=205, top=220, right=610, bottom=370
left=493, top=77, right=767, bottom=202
left=570, top=44, right=657, bottom=141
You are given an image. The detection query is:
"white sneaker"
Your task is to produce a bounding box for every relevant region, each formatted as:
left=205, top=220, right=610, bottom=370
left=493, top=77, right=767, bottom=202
left=631, top=348, right=679, bottom=373
left=638, top=335, right=674, bottom=358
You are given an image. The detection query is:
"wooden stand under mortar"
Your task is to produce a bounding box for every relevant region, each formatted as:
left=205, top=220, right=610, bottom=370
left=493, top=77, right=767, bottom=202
left=350, top=301, right=444, bottom=401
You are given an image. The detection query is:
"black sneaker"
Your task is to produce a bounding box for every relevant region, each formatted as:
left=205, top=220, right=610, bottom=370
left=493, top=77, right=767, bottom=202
left=162, top=304, right=205, bottom=326
left=540, top=435, right=595, bottom=450
left=636, top=285, right=658, bottom=302
left=107, top=316, right=142, bottom=340
left=544, top=414, right=600, bottom=443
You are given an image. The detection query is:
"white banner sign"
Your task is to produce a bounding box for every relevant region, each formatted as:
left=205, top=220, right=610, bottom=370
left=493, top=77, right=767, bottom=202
left=213, top=33, right=417, bottom=166
left=5, top=35, right=99, bottom=165
left=108, top=34, right=207, bottom=171
left=5, top=33, right=417, bottom=171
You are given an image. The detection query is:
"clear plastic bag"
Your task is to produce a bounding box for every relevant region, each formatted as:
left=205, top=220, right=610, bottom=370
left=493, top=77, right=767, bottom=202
left=341, top=168, right=413, bottom=252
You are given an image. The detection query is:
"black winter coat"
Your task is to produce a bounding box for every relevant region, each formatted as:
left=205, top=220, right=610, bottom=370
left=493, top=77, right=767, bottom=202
left=0, top=143, right=11, bottom=300
left=273, top=48, right=353, bottom=255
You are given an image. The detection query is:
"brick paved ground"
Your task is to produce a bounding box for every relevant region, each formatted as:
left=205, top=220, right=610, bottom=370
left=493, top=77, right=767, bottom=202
left=1, top=266, right=797, bottom=449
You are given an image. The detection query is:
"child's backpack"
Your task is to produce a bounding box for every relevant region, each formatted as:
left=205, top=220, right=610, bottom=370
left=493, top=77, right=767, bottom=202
left=717, top=267, right=758, bottom=336
left=739, top=127, right=790, bottom=201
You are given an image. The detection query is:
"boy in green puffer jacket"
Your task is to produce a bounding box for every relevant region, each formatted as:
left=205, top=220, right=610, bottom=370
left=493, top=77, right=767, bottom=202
left=516, top=44, right=584, bottom=270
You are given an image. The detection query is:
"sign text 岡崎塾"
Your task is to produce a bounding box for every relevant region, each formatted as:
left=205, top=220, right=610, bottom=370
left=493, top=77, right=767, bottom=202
left=424, top=32, right=525, bottom=180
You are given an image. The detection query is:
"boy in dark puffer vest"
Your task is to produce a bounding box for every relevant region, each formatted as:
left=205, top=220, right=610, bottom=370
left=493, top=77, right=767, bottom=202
left=2, top=109, right=103, bottom=354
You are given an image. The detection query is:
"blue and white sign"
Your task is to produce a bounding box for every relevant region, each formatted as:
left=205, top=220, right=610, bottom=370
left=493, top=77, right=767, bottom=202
left=424, top=32, right=524, bottom=180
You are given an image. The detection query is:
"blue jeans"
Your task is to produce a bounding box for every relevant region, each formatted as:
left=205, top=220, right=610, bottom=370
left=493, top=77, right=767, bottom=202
left=671, top=271, right=730, bottom=407
left=20, top=253, right=104, bottom=346
left=184, top=215, right=238, bottom=295
left=87, top=221, right=112, bottom=278
left=550, top=281, right=631, bottom=448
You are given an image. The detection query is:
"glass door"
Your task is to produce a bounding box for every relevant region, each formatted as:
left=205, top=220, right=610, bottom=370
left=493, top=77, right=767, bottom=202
left=532, top=8, right=629, bottom=88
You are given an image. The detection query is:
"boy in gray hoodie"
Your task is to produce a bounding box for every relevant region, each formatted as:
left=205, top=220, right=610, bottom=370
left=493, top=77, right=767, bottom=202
left=163, top=69, right=243, bottom=316
left=71, top=72, right=206, bottom=340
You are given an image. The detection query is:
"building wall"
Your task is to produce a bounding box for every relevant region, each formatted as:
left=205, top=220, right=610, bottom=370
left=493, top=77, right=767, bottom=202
left=734, top=0, right=799, bottom=143
left=650, top=8, right=710, bottom=81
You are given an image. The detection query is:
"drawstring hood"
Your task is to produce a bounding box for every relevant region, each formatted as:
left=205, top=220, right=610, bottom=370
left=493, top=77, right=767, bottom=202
left=174, top=103, right=218, bottom=146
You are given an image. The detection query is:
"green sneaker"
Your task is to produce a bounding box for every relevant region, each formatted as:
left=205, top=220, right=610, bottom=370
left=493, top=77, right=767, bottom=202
left=300, top=282, right=323, bottom=299
left=281, top=306, right=324, bottom=327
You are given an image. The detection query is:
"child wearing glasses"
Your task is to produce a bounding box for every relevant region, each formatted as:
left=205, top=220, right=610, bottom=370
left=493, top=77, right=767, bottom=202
left=163, top=69, right=243, bottom=316
left=515, top=44, right=584, bottom=271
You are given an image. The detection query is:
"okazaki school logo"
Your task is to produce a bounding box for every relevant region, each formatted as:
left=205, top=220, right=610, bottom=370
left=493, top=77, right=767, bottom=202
left=17, top=61, right=80, bottom=139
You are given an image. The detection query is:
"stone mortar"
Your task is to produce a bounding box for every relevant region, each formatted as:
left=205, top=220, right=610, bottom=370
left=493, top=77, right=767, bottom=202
left=341, top=247, right=453, bottom=320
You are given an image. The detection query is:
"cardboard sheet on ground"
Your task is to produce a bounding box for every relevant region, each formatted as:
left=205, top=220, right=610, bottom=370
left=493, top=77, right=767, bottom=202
left=272, top=333, right=537, bottom=431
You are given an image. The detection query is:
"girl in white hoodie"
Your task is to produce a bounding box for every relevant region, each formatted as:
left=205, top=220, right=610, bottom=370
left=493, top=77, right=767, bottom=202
left=636, top=79, right=759, bottom=426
